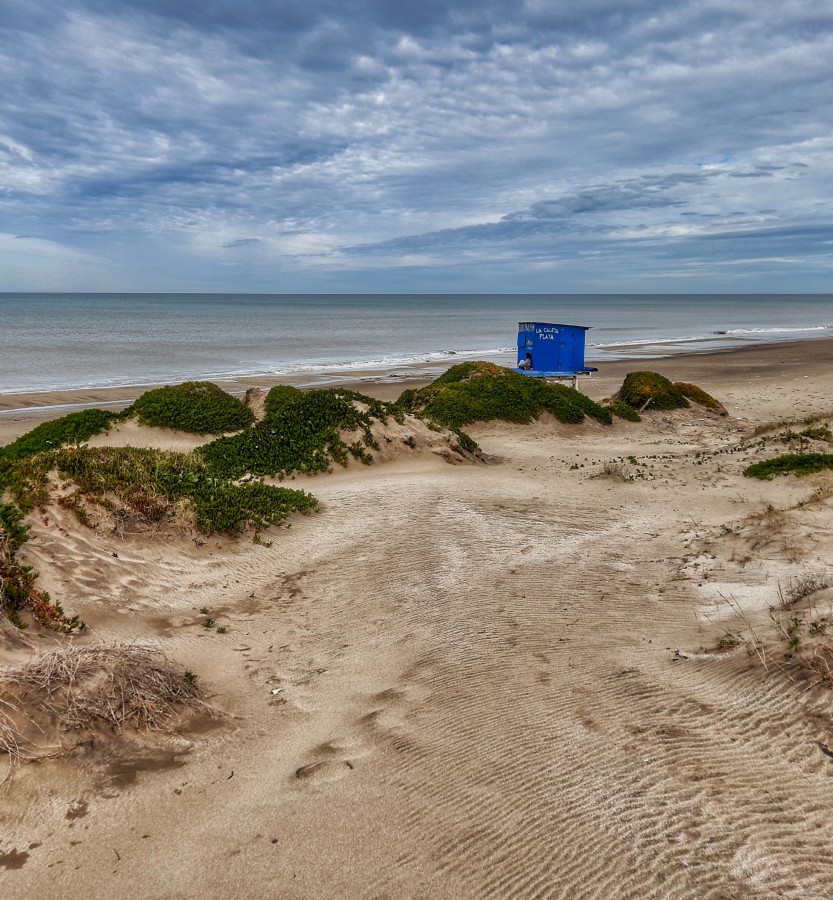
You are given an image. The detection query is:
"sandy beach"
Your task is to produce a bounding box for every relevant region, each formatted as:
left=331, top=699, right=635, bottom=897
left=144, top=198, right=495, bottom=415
left=3, top=337, right=833, bottom=898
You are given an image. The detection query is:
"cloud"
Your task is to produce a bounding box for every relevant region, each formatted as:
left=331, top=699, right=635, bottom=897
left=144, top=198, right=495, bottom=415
left=0, top=233, right=118, bottom=290
left=223, top=238, right=262, bottom=249
left=0, top=0, right=831, bottom=290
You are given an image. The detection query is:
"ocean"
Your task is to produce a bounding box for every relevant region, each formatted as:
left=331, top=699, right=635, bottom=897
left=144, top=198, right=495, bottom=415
left=1, top=293, right=831, bottom=396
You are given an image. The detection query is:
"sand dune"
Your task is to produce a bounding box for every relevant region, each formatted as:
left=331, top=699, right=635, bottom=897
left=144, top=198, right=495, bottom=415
left=2, top=341, right=833, bottom=898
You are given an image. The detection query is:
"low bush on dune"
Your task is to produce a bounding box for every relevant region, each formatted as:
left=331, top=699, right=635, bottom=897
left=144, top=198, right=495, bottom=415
left=616, top=371, right=690, bottom=411
left=614, top=372, right=726, bottom=414
left=0, top=392, right=317, bottom=633
left=603, top=400, right=642, bottom=423
left=122, top=381, right=254, bottom=435
left=0, top=409, right=118, bottom=493
left=397, top=361, right=613, bottom=429
left=776, top=426, right=833, bottom=447
left=199, top=386, right=401, bottom=479
left=8, top=445, right=316, bottom=535
left=264, top=384, right=392, bottom=423
left=0, top=411, right=119, bottom=633
left=752, top=411, right=833, bottom=438
left=744, top=453, right=833, bottom=480
left=798, top=426, right=833, bottom=442
left=0, top=409, right=117, bottom=463
left=673, top=382, right=727, bottom=415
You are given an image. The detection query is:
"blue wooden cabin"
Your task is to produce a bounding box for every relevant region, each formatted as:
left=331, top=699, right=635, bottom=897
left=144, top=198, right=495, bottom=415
left=515, top=322, right=597, bottom=379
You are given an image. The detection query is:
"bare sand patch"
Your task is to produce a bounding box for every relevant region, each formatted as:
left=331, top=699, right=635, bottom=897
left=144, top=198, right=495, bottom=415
left=84, top=419, right=214, bottom=453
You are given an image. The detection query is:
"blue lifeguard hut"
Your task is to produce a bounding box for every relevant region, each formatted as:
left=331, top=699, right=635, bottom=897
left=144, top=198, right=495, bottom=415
left=515, top=322, right=597, bottom=386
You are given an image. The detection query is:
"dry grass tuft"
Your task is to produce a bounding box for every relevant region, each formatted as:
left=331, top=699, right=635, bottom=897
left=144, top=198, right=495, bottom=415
left=593, top=460, right=632, bottom=481
left=0, top=643, right=206, bottom=764
left=0, top=697, right=38, bottom=762
left=778, top=572, right=831, bottom=609
left=803, top=644, right=833, bottom=685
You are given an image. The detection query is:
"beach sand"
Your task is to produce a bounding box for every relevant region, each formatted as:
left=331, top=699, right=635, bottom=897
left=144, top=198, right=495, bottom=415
left=2, top=338, right=833, bottom=898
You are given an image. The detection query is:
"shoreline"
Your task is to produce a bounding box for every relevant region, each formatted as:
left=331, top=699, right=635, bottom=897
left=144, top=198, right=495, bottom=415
left=1, top=335, right=831, bottom=445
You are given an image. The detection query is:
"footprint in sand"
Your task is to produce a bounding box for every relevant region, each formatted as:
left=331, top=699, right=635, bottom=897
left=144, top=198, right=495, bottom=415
left=294, top=758, right=354, bottom=784
left=292, top=681, right=425, bottom=787
left=293, top=739, right=361, bottom=785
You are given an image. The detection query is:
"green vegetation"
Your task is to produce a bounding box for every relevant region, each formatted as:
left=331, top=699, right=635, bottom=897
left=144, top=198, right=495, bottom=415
left=715, top=633, right=740, bottom=650
left=744, top=453, right=833, bottom=480
left=798, top=426, right=833, bottom=442
left=0, top=411, right=115, bottom=631
left=775, top=426, right=833, bottom=449
left=616, top=371, right=690, bottom=411
left=199, top=386, right=398, bottom=480
left=604, top=400, right=642, bottom=423
left=752, top=410, right=833, bottom=438
left=123, top=381, right=254, bottom=435
left=673, top=382, right=727, bottom=414
left=8, top=446, right=316, bottom=534
left=0, top=503, right=84, bottom=632
left=397, top=362, right=613, bottom=429
left=0, top=409, right=118, bottom=493
left=0, top=503, right=28, bottom=549
left=0, top=384, right=344, bottom=631
left=613, top=373, right=724, bottom=415
left=0, top=409, right=117, bottom=463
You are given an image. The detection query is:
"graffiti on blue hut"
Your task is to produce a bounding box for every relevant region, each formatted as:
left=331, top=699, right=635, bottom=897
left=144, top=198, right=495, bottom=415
left=515, top=322, right=598, bottom=383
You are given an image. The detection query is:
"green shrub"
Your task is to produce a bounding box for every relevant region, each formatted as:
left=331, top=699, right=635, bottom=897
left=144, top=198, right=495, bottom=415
left=605, top=400, right=642, bottom=423
left=772, top=426, right=833, bottom=450
left=9, top=446, right=316, bottom=534
left=397, top=362, right=611, bottom=429
left=617, top=372, right=690, bottom=411
left=563, top=387, right=613, bottom=425
left=199, top=387, right=396, bottom=480
left=0, top=503, right=29, bottom=551
left=0, top=409, right=120, bottom=496
left=123, top=382, right=254, bottom=435
left=454, top=430, right=480, bottom=453
left=397, top=362, right=613, bottom=430
left=264, top=384, right=304, bottom=417
left=744, top=453, right=833, bottom=480
left=429, top=361, right=501, bottom=387
left=0, top=409, right=117, bottom=465
left=674, top=382, right=727, bottom=414
left=795, top=426, right=833, bottom=443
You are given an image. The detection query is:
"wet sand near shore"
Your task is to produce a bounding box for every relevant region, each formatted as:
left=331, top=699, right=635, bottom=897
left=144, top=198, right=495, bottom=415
left=2, top=336, right=833, bottom=898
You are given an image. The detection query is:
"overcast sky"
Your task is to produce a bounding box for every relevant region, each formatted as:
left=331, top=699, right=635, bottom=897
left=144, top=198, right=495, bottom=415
left=1, top=0, right=832, bottom=292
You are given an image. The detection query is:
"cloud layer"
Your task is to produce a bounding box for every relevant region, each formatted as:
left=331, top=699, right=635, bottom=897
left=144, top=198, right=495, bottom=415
left=1, top=0, right=831, bottom=291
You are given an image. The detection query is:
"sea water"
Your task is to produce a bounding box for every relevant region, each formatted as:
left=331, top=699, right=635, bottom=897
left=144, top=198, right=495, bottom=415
left=1, top=293, right=831, bottom=395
